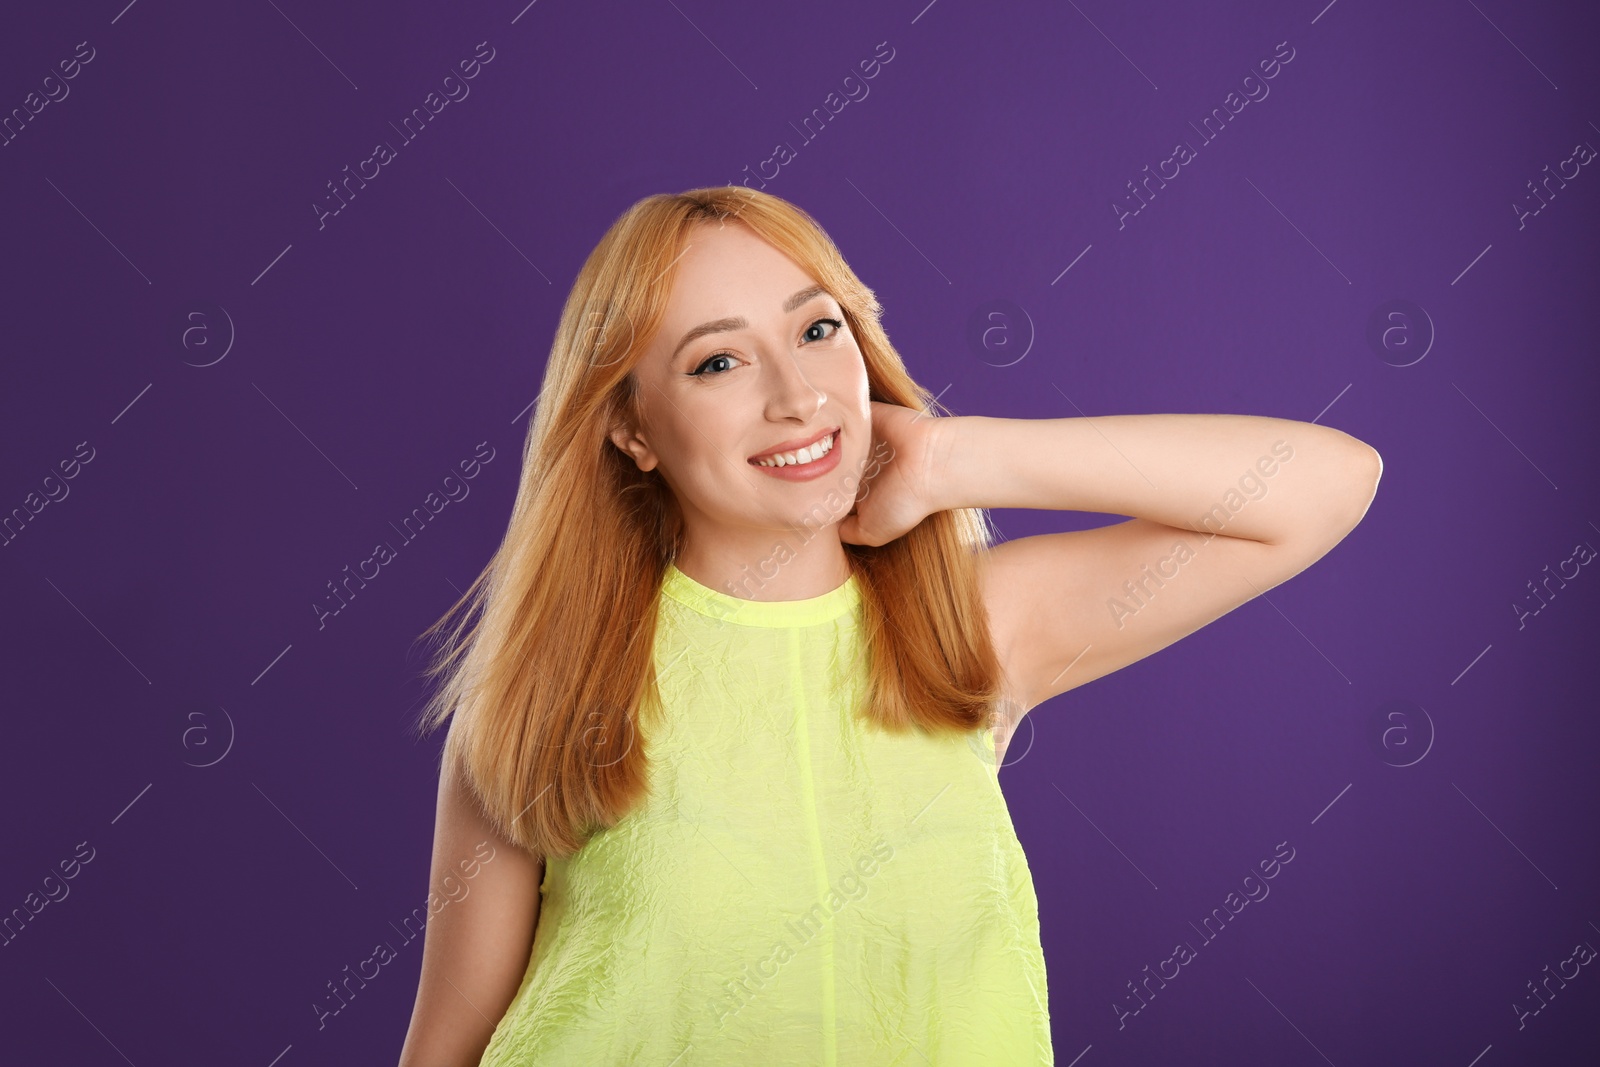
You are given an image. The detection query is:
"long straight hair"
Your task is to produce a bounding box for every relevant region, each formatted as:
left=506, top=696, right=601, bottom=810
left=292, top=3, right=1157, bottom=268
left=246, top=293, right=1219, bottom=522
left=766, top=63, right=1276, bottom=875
left=412, top=186, right=1003, bottom=860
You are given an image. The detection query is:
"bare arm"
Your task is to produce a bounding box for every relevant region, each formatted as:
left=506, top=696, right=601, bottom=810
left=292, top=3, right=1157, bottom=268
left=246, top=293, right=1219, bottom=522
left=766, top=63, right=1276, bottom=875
left=924, top=413, right=1381, bottom=711
left=932, top=412, right=1377, bottom=545
left=396, top=739, right=544, bottom=1066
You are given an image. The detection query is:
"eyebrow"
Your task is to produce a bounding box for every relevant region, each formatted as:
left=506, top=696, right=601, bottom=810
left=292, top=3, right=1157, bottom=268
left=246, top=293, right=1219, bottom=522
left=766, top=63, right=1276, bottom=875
left=669, top=284, right=833, bottom=364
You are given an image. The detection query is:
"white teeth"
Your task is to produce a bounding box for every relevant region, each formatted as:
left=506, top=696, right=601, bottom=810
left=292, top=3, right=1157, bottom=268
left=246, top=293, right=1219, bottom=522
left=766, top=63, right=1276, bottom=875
left=755, top=431, right=835, bottom=468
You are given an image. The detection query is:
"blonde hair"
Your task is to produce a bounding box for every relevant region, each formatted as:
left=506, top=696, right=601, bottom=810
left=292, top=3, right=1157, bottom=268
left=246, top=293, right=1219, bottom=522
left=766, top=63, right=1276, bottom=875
left=412, top=186, right=1002, bottom=859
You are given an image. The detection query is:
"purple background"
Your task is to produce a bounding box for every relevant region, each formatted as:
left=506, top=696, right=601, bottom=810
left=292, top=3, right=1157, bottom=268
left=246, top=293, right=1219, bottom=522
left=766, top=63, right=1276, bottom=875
left=3, top=0, right=1597, bottom=1062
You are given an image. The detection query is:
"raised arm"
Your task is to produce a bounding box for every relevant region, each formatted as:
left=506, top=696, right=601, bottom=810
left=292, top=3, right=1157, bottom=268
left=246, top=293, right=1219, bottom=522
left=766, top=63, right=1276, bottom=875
left=927, top=412, right=1382, bottom=714
left=396, top=735, right=544, bottom=1066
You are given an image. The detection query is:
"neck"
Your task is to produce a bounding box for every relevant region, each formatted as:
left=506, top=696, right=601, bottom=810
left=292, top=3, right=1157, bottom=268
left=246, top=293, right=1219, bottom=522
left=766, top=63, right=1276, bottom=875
left=674, top=530, right=852, bottom=602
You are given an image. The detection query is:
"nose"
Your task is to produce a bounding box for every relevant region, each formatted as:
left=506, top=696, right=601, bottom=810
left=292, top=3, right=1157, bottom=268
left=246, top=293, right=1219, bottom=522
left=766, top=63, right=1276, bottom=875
left=762, top=344, right=826, bottom=423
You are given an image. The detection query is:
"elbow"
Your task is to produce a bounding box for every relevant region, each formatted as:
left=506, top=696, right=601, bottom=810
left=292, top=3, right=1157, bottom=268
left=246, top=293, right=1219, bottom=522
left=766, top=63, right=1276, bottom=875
left=1279, top=440, right=1381, bottom=552
left=1323, top=426, right=1382, bottom=514
left=1323, top=443, right=1381, bottom=541
left=1351, top=443, right=1382, bottom=520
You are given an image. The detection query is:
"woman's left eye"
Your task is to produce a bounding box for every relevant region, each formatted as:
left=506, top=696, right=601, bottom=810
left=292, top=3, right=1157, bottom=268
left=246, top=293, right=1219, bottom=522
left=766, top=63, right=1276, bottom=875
left=805, top=317, right=844, bottom=343
left=689, top=318, right=845, bottom=377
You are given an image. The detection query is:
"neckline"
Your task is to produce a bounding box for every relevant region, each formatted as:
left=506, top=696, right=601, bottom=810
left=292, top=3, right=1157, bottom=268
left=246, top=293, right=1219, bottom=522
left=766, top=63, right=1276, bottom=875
left=661, top=562, right=861, bottom=628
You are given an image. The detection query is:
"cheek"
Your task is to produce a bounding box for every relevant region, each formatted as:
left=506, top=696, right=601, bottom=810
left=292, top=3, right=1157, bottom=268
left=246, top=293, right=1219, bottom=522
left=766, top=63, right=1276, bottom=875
left=663, top=426, right=751, bottom=494
left=846, top=365, right=872, bottom=415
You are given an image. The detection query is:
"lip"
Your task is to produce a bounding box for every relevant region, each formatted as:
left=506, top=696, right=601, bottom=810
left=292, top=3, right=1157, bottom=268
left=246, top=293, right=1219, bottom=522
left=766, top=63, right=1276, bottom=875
left=748, top=428, right=842, bottom=482
left=747, top=426, right=840, bottom=463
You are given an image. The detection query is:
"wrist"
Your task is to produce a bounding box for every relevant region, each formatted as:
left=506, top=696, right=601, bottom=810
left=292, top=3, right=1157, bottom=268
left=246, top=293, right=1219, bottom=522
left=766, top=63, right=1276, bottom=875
left=923, top=414, right=973, bottom=513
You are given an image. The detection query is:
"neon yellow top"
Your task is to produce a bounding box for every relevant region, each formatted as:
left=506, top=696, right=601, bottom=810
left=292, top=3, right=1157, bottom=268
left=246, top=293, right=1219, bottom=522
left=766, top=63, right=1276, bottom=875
left=477, top=562, right=1052, bottom=1065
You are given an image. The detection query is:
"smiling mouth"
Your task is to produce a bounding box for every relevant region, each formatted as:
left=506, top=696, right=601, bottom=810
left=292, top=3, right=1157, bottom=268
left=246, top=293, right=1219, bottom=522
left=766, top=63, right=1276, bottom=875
left=749, top=429, right=839, bottom=468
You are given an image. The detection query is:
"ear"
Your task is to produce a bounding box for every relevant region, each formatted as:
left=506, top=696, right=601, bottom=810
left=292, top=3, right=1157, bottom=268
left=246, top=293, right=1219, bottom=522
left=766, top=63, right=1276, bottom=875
left=608, top=422, right=659, bottom=472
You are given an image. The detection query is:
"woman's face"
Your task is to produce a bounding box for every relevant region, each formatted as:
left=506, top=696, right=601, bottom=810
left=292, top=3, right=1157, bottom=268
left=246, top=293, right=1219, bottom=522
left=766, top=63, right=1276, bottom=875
left=612, top=221, right=872, bottom=556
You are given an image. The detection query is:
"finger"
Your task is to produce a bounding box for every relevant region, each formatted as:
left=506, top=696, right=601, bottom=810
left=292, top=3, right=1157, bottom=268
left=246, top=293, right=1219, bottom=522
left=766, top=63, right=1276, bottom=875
left=841, top=515, right=881, bottom=547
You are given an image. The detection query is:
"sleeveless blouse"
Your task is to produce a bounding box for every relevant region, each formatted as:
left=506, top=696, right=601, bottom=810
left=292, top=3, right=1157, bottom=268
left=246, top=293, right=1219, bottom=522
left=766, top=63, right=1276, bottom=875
left=477, top=563, right=1052, bottom=1065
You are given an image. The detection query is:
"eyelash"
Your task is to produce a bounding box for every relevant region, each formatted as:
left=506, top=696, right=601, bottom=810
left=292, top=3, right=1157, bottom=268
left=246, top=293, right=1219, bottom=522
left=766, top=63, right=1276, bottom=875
left=688, top=318, right=845, bottom=378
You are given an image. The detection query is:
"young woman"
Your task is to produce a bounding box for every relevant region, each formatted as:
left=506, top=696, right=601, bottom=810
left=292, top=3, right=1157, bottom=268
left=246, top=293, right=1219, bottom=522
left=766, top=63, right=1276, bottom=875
left=395, top=187, right=1382, bottom=1065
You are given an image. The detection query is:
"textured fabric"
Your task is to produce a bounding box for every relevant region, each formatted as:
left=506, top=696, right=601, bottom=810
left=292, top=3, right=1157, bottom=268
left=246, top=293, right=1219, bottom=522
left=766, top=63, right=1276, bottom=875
left=477, top=563, right=1052, bottom=1065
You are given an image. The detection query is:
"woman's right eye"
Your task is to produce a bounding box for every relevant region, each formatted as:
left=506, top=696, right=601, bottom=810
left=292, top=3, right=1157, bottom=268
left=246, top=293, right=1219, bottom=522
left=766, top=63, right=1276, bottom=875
left=690, top=353, right=737, bottom=377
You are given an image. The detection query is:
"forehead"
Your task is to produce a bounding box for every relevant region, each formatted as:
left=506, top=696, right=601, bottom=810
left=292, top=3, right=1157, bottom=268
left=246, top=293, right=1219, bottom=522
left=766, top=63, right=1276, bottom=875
left=657, top=223, right=817, bottom=323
